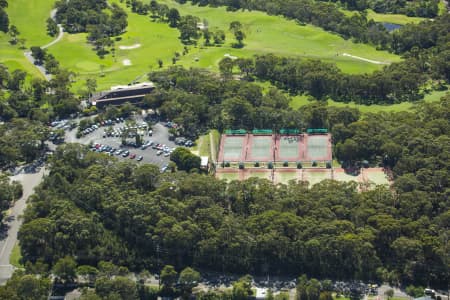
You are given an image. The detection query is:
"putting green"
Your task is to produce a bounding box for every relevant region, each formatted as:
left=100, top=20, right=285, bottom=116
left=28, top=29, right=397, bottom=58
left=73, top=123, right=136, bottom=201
left=46, top=0, right=400, bottom=91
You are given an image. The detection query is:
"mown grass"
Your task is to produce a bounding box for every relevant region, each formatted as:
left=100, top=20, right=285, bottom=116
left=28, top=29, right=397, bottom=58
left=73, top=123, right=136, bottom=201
left=10, top=242, right=23, bottom=268
left=366, top=9, right=426, bottom=25
left=47, top=0, right=400, bottom=91
left=290, top=89, right=448, bottom=113
left=0, top=0, right=55, bottom=78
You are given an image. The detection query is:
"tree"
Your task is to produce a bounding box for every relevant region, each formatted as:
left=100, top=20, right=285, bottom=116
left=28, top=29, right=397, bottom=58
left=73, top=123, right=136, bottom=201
left=229, top=21, right=242, bottom=33
left=158, top=59, right=163, bottom=68
left=53, top=256, right=77, bottom=284
left=384, top=289, right=394, bottom=300
left=46, top=17, right=58, bottom=37
left=233, top=30, right=246, bottom=48
left=95, top=276, right=138, bottom=300
left=8, top=24, right=19, bottom=44
left=133, top=164, right=160, bottom=191
left=179, top=267, right=201, bottom=299
left=213, top=30, right=226, bottom=45
left=0, top=8, right=9, bottom=33
left=167, top=8, right=181, bottom=27
left=178, top=15, right=200, bottom=44
left=160, top=265, right=178, bottom=290
left=170, top=147, right=201, bottom=171
left=86, top=78, right=97, bottom=98
left=219, top=57, right=234, bottom=79
left=232, top=275, right=253, bottom=300
left=0, top=272, right=51, bottom=300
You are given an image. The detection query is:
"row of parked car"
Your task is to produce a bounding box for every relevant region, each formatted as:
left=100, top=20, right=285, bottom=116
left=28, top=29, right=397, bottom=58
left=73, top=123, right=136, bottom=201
left=143, top=140, right=176, bottom=157
left=103, top=122, right=150, bottom=138
left=81, top=117, right=126, bottom=136
left=91, top=143, right=143, bottom=161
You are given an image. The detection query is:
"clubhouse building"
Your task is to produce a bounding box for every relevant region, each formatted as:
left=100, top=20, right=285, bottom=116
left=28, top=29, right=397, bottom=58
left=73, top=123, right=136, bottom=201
left=89, top=82, right=155, bottom=108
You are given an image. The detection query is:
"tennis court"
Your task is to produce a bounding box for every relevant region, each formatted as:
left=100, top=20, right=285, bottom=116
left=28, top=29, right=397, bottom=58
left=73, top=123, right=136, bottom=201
left=304, top=134, right=332, bottom=161
left=218, top=135, right=246, bottom=162
left=276, top=135, right=302, bottom=161
left=246, top=135, right=274, bottom=162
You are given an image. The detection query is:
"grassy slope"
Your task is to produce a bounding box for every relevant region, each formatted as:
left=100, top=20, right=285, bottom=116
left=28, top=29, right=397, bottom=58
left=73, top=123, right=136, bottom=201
left=340, top=8, right=426, bottom=24
left=48, top=0, right=400, bottom=91
left=10, top=242, right=23, bottom=268
left=366, top=9, right=426, bottom=25
left=290, top=90, right=449, bottom=113
left=0, top=0, right=55, bottom=78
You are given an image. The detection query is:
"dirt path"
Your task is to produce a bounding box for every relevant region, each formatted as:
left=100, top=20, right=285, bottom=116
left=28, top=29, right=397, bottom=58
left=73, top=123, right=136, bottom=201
left=342, top=53, right=389, bottom=65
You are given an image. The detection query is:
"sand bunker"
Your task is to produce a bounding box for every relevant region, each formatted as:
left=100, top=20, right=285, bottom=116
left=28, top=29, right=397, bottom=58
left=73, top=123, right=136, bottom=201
left=342, top=53, right=389, bottom=65
left=224, top=53, right=238, bottom=60
left=119, top=44, right=141, bottom=50
left=122, top=59, right=132, bottom=66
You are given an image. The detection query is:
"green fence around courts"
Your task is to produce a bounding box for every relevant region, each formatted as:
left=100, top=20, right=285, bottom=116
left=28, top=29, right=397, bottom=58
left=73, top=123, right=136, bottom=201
left=252, top=129, right=273, bottom=135
left=280, top=129, right=300, bottom=134
left=224, top=129, right=247, bottom=135
left=306, top=128, right=328, bottom=134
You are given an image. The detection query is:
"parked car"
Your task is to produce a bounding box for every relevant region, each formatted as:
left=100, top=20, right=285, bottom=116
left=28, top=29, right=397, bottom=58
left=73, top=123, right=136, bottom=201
left=130, top=153, right=136, bottom=159
left=137, top=155, right=143, bottom=161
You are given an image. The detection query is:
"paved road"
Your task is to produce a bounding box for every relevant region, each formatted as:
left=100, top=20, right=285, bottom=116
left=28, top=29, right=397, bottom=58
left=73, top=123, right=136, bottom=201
left=0, top=167, right=46, bottom=285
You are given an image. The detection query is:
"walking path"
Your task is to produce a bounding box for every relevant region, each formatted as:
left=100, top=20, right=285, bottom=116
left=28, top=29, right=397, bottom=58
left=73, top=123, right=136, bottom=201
left=24, top=9, right=64, bottom=81
left=0, top=167, right=46, bottom=285
left=342, top=53, right=389, bottom=65
left=209, top=131, right=217, bottom=164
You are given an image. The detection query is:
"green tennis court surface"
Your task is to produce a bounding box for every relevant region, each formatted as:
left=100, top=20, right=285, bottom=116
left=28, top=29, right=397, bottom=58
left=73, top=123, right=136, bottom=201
left=306, top=135, right=331, bottom=161
left=222, top=136, right=245, bottom=161
left=278, top=136, right=301, bottom=161
left=247, top=136, right=273, bottom=161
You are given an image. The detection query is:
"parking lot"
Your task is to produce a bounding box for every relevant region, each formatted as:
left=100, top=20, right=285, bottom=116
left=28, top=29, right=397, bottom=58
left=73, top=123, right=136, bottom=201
left=64, top=118, right=179, bottom=169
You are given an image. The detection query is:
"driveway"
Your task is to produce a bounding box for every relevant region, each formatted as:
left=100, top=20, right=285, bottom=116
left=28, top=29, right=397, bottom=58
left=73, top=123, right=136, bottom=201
left=0, top=167, right=46, bottom=285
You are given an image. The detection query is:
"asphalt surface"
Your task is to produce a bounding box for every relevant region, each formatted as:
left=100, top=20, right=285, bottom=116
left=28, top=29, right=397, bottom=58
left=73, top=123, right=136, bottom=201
left=0, top=167, right=46, bottom=285
left=65, top=120, right=177, bottom=168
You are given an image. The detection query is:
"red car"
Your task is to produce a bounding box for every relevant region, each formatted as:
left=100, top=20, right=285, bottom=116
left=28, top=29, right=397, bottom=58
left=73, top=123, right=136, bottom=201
left=130, top=153, right=136, bottom=159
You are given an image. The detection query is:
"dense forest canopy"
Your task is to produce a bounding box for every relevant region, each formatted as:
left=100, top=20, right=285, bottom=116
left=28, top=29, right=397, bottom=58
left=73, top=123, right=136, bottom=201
left=0, top=0, right=449, bottom=297
left=15, top=95, right=449, bottom=288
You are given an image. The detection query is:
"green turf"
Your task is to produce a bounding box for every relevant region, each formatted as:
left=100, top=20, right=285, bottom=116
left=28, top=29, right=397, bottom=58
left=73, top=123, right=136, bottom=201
left=290, top=89, right=448, bottom=113
left=438, top=0, right=448, bottom=15
left=244, top=170, right=271, bottom=181
left=250, top=136, right=272, bottom=160
left=45, top=0, right=400, bottom=91
left=276, top=171, right=300, bottom=183
left=10, top=242, right=23, bottom=268
left=304, top=170, right=332, bottom=186
left=366, top=9, right=426, bottom=25
left=279, top=137, right=300, bottom=159
left=333, top=170, right=359, bottom=183
left=0, top=0, right=55, bottom=78
left=223, top=136, right=245, bottom=161
left=216, top=172, right=240, bottom=182
left=364, top=170, right=390, bottom=185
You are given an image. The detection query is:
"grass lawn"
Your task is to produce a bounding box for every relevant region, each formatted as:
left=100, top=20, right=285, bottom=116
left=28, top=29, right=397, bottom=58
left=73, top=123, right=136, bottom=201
left=216, top=172, right=240, bottom=182
left=365, top=9, right=426, bottom=25
left=290, top=89, right=448, bottom=113
left=340, top=8, right=426, bottom=25
left=10, top=242, right=23, bottom=268
left=47, top=0, right=400, bottom=91
left=0, top=0, right=55, bottom=78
